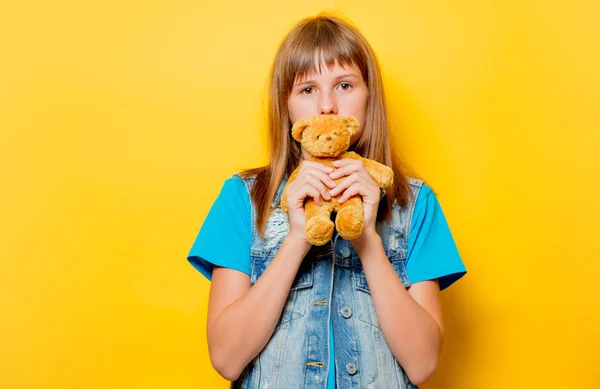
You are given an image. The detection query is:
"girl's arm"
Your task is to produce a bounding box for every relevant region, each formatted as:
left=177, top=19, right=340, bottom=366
left=207, top=236, right=310, bottom=381
left=208, top=161, right=336, bottom=381
left=353, top=232, right=443, bottom=386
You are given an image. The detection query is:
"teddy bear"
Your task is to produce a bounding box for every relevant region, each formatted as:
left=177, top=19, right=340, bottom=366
left=280, top=114, right=394, bottom=246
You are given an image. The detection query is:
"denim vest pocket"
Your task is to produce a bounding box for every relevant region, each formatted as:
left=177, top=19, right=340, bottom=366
left=354, top=255, right=410, bottom=293
left=251, top=252, right=314, bottom=326
left=279, top=260, right=313, bottom=326
left=354, top=256, right=410, bottom=328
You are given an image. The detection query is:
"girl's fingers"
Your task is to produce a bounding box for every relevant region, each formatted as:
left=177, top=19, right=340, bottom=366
left=329, top=164, right=360, bottom=180
left=288, top=178, right=329, bottom=208
left=301, top=161, right=334, bottom=174
left=310, top=169, right=337, bottom=189
left=337, top=183, right=362, bottom=203
left=293, top=184, right=321, bottom=206
left=299, top=166, right=337, bottom=189
left=329, top=175, right=379, bottom=203
left=332, top=158, right=361, bottom=168
left=291, top=161, right=389, bottom=208
left=329, top=174, right=360, bottom=197
left=305, top=177, right=331, bottom=201
left=304, top=185, right=322, bottom=206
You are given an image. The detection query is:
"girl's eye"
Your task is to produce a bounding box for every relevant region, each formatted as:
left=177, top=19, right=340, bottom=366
left=301, top=87, right=314, bottom=95
left=339, top=83, right=352, bottom=91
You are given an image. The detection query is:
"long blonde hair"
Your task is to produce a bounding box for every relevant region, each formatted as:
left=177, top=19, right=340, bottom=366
left=241, top=13, right=414, bottom=237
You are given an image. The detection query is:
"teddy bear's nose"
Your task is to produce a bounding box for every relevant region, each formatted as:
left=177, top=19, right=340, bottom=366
left=326, top=136, right=332, bottom=141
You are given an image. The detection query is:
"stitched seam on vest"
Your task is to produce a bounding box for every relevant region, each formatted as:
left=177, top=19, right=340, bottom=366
left=235, top=173, right=256, bottom=242
left=271, top=326, right=287, bottom=387
left=403, top=178, right=424, bottom=289
left=405, top=178, right=424, bottom=252
left=393, top=357, right=405, bottom=389
left=327, top=255, right=335, bottom=385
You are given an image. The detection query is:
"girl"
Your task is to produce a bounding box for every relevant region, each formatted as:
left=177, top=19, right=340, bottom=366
left=187, top=13, right=466, bottom=389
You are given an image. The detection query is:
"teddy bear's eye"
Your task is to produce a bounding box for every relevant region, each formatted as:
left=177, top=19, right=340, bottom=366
left=317, top=135, right=321, bottom=139
left=334, top=132, right=337, bottom=135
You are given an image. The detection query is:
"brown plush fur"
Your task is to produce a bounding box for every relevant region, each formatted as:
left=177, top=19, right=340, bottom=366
left=281, top=114, right=394, bottom=246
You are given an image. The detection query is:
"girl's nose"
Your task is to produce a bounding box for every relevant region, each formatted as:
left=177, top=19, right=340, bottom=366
left=321, top=105, right=337, bottom=114
left=320, top=92, right=338, bottom=115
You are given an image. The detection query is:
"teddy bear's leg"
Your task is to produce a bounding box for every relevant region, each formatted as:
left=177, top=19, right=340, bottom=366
left=336, top=197, right=364, bottom=241
left=304, top=199, right=335, bottom=246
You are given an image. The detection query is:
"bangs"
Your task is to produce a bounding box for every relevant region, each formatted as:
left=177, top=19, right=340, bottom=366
left=282, top=19, right=368, bottom=92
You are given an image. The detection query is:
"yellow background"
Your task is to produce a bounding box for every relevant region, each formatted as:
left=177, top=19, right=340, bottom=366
left=1, top=0, right=599, bottom=388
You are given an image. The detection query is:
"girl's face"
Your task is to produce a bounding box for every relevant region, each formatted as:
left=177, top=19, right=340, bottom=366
left=288, top=61, right=368, bottom=149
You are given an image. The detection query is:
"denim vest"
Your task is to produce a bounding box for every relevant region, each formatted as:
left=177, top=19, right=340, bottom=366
left=231, top=174, right=424, bottom=389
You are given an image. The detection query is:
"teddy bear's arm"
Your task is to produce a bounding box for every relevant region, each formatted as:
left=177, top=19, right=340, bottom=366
left=363, top=159, right=394, bottom=189
left=339, top=151, right=394, bottom=189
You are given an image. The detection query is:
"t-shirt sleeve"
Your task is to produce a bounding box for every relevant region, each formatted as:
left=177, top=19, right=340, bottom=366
left=186, top=176, right=252, bottom=281
left=406, top=184, right=467, bottom=291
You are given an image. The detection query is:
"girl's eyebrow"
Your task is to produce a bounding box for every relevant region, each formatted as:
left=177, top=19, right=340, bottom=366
left=294, top=73, right=360, bottom=87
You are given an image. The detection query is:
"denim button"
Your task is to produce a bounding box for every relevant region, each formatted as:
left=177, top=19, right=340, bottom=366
left=341, top=247, right=351, bottom=258
left=340, top=306, right=352, bottom=319
left=345, top=362, right=358, bottom=375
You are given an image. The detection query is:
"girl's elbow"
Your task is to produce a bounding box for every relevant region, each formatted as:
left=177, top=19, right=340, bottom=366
left=210, top=352, right=243, bottom=382
left=208, top=343, right=243, bottom=382
left=407, top=357, right=438, bottom=386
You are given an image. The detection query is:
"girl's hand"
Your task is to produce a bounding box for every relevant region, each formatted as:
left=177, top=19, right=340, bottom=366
left=328, top=159, right=381, bottom=238
left=284, top=161, right=337, bottom=244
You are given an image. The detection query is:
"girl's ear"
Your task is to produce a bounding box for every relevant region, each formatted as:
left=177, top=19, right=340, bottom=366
left=291, top=118, right=311, bottom=141
left=344, top=116, right=360, bottom=136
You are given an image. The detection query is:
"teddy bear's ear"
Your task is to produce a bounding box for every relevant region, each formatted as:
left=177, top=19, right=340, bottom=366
left=291, top=118, right=311, bottom=141
left=344, top=116, right=360, bottom=136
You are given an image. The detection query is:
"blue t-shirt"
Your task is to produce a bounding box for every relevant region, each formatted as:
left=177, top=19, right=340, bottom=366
left=187, top=176, right=467, bottom=388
